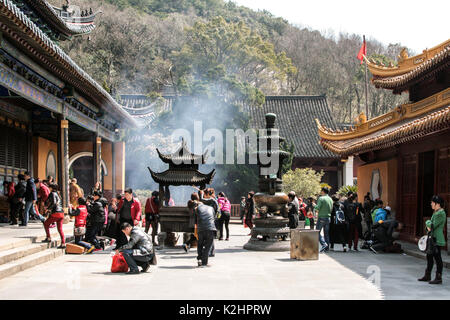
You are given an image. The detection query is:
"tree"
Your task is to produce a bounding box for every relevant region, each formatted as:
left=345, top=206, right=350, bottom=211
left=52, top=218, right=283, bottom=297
left=171, top=16, right=296, bottom=104
left=282, top=168, right=324, bottom=199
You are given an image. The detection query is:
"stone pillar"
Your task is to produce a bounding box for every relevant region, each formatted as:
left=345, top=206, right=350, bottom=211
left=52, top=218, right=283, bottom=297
left=93, top=134, right=101, bottom=189
left=343, top=156, right=354, bottom=186
left=58, top=119, right=70, bottom=212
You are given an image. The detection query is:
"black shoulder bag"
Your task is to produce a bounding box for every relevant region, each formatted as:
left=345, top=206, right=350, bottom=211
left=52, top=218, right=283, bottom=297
left=426, top=224, right=437, bottom=255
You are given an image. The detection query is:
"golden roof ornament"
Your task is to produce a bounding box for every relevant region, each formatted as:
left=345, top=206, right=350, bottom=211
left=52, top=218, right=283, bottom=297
left=397, top=48, right=409, bottom=64
left=354, top=112, right=367, bottom=125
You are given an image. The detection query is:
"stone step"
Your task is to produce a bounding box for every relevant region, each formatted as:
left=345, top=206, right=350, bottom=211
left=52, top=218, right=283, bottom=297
left=0, top=225, right=74, bottom=252
left=0, top=248, right=64, bottom=281
left=0, top=233, right=74, bottom=266
left=0, top=243, right=49, bottom=265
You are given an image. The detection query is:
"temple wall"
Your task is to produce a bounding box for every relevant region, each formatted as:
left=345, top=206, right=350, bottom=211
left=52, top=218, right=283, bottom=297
left=357, top=158, right=397, bottom=213
left=68, top=140, right=124, bottom=199
left=69, top=141, right=92, bottom=157
left=32, top=136, right=58, bottom=181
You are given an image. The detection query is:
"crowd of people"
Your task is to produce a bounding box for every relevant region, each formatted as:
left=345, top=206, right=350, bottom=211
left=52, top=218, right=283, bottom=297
left=1, top=175, right=446, bottom=281
left=281, top=187, right=404, bottom=254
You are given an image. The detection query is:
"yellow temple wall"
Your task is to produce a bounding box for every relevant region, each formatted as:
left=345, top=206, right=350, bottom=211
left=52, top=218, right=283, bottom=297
left=357, top=158, right=397, bottom=212
left=32, top=136, right=58, bottom=181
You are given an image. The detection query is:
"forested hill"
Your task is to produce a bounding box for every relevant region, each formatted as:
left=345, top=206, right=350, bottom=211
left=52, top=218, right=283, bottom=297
left=60, top=0, right=409, bottom=123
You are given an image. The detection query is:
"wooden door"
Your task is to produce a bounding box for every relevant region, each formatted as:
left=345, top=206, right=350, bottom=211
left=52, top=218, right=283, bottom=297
left=399, top=154, right=418, bottom=240
left=436, top=147, right=450, bottom=247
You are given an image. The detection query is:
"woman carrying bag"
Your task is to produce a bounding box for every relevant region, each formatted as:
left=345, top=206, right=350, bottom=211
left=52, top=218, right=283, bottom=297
left=42, top=184, right=66, bottom=249
left=418, top=195, right=446, bottom=284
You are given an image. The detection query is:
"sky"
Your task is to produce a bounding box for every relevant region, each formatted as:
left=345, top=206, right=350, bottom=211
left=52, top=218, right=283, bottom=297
left=233, top=0, right=449, bottom=54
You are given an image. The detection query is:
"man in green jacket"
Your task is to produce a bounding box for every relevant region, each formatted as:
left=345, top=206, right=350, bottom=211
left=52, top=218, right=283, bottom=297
left=418, top=195, right=447, bottom=285
left=314, top=187, right=333, bottom=252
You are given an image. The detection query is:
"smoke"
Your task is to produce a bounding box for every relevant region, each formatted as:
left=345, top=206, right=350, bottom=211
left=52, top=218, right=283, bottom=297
left=124, top=93, right=259, bottom=204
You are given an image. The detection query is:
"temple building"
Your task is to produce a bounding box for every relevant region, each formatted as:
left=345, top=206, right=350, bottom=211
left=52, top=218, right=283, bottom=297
left=0, top=0, right=136, bottom=216
left=316, top=39, right=449, bottom=244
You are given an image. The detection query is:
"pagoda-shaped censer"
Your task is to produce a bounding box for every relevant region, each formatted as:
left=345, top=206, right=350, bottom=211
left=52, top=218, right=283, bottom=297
left=148, top=139, right=215, bottom=247
left=244, top=113, right=291, bottom=251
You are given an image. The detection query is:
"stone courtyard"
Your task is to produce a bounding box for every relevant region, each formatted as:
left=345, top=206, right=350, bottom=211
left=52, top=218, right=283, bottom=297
left=0, top=222, right=448, bottom=300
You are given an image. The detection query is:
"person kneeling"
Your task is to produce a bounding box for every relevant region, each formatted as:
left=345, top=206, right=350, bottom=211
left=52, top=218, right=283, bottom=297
left=115, top=222, right=155, bottom=274
left=69, top=197, right=95, bottom=254
left=370, top=219, right=403, bottom=253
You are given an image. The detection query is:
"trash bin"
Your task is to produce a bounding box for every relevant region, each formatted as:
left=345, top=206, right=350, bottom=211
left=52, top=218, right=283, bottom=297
left=290, top=229, right=319, bottom=260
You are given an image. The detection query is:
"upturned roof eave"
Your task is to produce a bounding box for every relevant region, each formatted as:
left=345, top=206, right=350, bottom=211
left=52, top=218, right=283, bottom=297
left=0, top=0, right=136, bottom=128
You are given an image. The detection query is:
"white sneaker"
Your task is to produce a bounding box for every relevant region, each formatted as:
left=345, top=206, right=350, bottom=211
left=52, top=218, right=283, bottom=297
left=197, top=260, right=202, bottom=267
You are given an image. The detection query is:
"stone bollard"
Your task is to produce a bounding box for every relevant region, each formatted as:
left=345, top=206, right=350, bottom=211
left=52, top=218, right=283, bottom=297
left=290, top=229, right=319, bottom=260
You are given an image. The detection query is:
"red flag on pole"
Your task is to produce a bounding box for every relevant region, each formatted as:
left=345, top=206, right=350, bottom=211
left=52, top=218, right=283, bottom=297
left=357, top=36, right=366, bottom=64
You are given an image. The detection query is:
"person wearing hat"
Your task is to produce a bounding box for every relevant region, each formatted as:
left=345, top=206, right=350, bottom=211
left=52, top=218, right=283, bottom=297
left=418, top=195, right=446, bottom=284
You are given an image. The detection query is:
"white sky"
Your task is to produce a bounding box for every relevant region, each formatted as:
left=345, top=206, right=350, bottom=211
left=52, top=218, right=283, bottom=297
left=233, top=0, right=449, bottom=53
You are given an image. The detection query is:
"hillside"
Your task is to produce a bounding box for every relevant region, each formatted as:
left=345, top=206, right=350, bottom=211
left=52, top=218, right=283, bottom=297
left=59, top=0, right=408, bottom=123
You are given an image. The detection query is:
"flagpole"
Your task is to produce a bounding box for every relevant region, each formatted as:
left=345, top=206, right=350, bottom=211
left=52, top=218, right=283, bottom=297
left=363, top=35, right=369, bottom=119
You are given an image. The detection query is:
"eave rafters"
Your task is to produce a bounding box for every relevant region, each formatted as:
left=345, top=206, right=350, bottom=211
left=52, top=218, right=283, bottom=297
left=0, top=0, right=136, bottom=127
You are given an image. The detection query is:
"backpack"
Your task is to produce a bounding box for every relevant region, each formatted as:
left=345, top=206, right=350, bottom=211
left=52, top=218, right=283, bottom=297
left=335, top=205, right=345, bottom=224
left=347, top=203, right=358, bottom=222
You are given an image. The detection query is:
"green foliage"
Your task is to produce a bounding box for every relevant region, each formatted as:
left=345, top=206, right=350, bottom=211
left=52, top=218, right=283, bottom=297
left=133, top=189, right=153, bottom=205
left=280, top=139, right=294, bottom=175
left=337, top=185, right=358, bottom=197
left=320, top=182, right=331, bottom=190
left=282, top=168, right=324, bottom=199
left=171, top=16, right=294, bottom=105
left=67, top=0, right=408, bottom=123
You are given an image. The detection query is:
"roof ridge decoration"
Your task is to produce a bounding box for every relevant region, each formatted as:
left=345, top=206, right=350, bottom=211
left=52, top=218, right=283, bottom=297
left=364, top=39, right=450, bottom=78
left=156, top=138, right=209, bottom=164
left=371, top=46, right=449, bottom=91
left=319, top=105, right=450, bottom=157
left=316, top=87, right=450, bottom=141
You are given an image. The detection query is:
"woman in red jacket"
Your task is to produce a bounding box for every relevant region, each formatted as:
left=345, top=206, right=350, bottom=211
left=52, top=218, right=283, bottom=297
left=69, top=197, right=95, bottom=254
left=42, top=184, right=65, bottom=248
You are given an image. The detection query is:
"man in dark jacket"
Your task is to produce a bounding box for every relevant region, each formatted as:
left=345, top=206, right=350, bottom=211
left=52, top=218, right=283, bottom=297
left=287, top=191, right=299, bottom=229
left=86, top=191, right=105, bottom=249
left=189, top=193, right=216, bottom=267
left=22, top=171, right=45, bottom=226
left=11, top=174, right=26, bottom=225
left=116, top=222, right=155, bottom=274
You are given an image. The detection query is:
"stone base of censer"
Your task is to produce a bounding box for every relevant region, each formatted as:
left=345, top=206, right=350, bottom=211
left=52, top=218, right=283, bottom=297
left=243, top=216, right=291, bottom=251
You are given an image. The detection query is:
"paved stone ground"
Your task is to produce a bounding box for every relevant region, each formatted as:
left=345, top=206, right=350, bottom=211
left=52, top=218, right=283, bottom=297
left=0, top=223, right=447, bottom=300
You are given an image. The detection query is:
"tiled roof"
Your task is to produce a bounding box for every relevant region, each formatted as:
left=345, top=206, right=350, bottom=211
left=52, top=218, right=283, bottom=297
left=246, top=95, right=338, bottom=159
left=156, top=139, right=207, bottom=165
left=148, top=167, right=215, bottom=186
left=118, top=94, right=174, bottom=127
left=24, top=0, right=98, bottom=37
left=320, top=104, right=450, bottom=157
left=0, top=0, right=136, bottom=127
left=372, top=45, right=450, bottom=92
